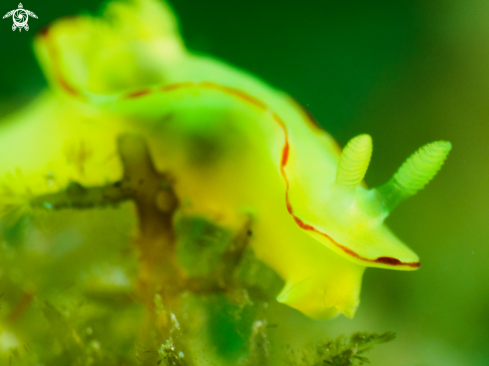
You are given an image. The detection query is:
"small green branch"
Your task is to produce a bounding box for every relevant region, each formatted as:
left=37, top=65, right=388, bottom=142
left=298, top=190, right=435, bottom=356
left=30, top=181, right=134, bottom=210
left=288, top=332, right=396, bottom=366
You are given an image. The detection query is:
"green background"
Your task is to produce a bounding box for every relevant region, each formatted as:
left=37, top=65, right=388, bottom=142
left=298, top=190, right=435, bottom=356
left=1, top=0, right=489, bottom=365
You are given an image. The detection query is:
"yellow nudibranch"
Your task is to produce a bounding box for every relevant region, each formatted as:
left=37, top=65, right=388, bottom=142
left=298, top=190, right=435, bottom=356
left=0, top=0, right=451, bottom=319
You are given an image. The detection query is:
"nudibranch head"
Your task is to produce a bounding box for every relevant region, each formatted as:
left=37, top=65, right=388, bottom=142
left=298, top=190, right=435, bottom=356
left=291, top=135, right=452, bottom=271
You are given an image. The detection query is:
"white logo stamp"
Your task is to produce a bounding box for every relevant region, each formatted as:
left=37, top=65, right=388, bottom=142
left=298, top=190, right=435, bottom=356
left=3, top=3, right=37, bottom=32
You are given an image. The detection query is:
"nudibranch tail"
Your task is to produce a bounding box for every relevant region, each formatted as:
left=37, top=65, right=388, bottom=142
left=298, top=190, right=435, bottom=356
left=375, top=141, right=452, bottom=213
left=335, top=134, right=373, bottom=190
left=34, top=0, right=185, bottom=96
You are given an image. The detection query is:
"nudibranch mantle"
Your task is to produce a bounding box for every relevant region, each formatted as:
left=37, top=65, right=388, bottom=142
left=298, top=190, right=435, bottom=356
left=0, top=0, right=451, bottom=319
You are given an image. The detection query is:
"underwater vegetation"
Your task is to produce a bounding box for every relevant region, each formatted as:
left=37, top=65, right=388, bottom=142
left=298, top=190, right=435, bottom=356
left=0, top=0, right=462, bottom=365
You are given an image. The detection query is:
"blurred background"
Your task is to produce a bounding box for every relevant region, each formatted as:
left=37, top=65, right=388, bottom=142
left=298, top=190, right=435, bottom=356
left=1, top=0, right=488, bottom=365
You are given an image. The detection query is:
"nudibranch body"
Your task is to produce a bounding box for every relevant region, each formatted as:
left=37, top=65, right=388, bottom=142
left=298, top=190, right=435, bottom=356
left=0, top=0, right=451, bottom=318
